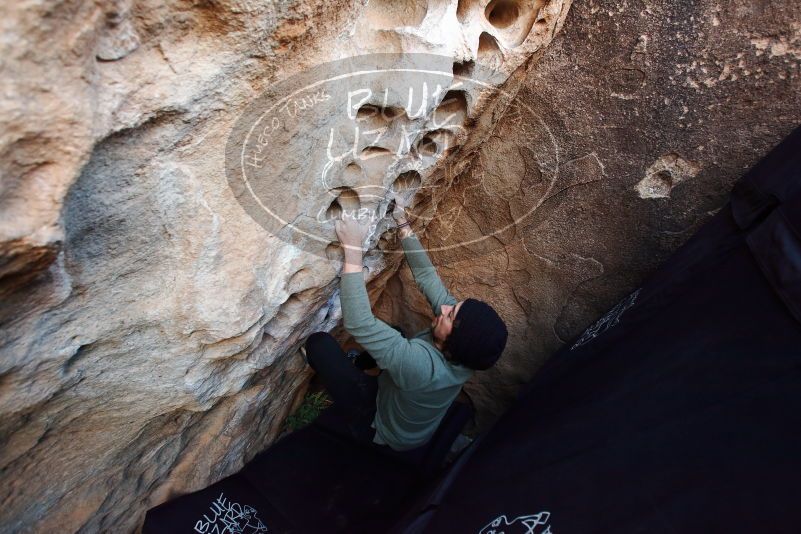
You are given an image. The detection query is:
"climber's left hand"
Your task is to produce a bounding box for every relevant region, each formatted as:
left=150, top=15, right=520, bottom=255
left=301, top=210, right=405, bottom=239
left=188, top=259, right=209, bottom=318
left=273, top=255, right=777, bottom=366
left=335, top=215, right=371, bottom=250
left=335, top=216, right=370, bottom=273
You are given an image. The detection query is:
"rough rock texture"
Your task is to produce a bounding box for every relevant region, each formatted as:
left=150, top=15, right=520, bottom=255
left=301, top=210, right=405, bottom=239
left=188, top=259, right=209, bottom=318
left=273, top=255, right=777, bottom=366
left=374, top=0, right=801, bottom=429
left=0, top=0, right=570, bottom=531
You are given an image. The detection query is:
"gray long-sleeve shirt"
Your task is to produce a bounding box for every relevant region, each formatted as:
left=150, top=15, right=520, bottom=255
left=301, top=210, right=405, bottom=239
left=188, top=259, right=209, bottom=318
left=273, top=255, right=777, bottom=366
left=339, top=235, right=473, bottom=451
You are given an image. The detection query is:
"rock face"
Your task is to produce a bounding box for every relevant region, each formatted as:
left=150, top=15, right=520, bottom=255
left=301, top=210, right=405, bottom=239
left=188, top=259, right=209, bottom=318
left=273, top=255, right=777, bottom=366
left=0, top=0, right=571, bottom=531
left=374, top=0, right=801, bottom=429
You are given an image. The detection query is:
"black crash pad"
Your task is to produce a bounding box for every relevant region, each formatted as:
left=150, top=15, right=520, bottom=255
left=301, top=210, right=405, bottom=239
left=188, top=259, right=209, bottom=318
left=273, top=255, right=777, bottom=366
left=144, top=400, right=472, bottom=533
left=407, top=126, right=801, bottom=534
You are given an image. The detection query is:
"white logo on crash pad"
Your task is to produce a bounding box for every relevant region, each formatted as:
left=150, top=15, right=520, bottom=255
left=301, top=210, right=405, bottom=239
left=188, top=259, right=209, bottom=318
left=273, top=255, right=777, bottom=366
left=571, top=288, right=642, bottom=350
left=480, top=511, right=552, bottom=534
left=193, top=492, right=268, bottom=534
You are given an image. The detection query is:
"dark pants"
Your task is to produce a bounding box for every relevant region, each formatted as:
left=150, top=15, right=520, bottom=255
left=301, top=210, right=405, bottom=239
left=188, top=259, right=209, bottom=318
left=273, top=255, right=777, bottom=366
left=305, top=332, right=378, bottom=444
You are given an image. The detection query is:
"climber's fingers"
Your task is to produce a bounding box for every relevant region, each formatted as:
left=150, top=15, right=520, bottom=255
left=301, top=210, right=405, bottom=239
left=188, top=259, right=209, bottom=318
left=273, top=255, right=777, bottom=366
left=335, top=217, right=370, bottom=251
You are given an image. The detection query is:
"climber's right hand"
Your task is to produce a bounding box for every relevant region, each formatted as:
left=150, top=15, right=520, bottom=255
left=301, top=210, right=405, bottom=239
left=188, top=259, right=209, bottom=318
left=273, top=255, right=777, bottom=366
left=391, top=193, right=409, bottom=223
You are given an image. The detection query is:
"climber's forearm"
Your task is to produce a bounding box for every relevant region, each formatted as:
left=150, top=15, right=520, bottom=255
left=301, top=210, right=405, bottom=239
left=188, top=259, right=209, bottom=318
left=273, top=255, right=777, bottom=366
left=342, top=247, right=363, bottom=274
left=400, top=232, right=457, bottom=313
left=395, top=216, right=414, bottom=240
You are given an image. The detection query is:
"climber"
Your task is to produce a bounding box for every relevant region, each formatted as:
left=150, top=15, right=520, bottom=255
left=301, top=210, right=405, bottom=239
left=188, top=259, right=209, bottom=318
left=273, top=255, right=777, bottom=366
left=303, top=196, right=508, bottom=452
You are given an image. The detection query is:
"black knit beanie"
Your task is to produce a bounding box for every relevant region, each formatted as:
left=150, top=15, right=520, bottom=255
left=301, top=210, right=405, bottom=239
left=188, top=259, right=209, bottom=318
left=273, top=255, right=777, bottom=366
left=447, top=298, right=508, bottom=370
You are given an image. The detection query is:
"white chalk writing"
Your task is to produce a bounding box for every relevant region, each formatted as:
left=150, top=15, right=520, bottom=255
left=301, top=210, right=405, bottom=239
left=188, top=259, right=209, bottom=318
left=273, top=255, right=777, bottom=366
left=316, top=205, right=381, bottom=224
left=245, top=117, right=281, bottom=169
left=320, top=83, right=464, bottom=188
left=245, top=89, right=329, bottom=170
left=279, top=88, right=330, bottom=118
left=347, top=88, right=373, bottom=120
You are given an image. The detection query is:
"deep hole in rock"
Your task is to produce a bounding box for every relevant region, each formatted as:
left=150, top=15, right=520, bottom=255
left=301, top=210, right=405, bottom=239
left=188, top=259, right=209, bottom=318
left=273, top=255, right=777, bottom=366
left=326, top=199, right=342, bottom=221
left=456, top=0, right=474, bottom=23
left=485, top=0, right=520, bottom=29
left=486, top=0, right=545, bottom=47
left=433, top=90, right=468, bottom=129
left=325, top=242, right=344, bottom=262
left=361, top=146, right=393, bottom=159
left=356, top=104, right=404, bottom=122
left=356, top=104, right=379, bottom=120
left=417, top=134, right=439, bottom=157
left=453, top=60, right=476, bottom=79
left=342, top=163, right=363, bottom=186
left=326, top=187, right=360, bottom=221
left=424, top=129, right=457, bottom=156
left=440, top=90, right=468, bottom=112
left=393, top=171, right=422, bottom=198
left=478, top=32, right=504, bottom=68
left=335, top=187, right=361, bottom=212
left=654, top=170, right=674, bottom=188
